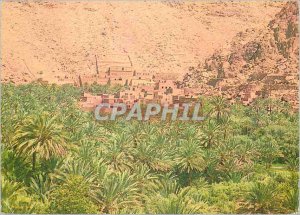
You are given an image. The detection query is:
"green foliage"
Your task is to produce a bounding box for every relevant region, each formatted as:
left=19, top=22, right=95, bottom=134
left=176, top=140, right=206, bottom=185
left=245, top=180, right=279, bottom=213
left=91, top=171, right=140, bottom=213
left=146, top=188, right=213, bottom=214
left=1, top=84, right=298, bottom=214
left=1, top=177, right=48, bottom=213
left=12, top=113, right=68, bottom=173
left=199, top=181, right=252, bottom=213
left=49, top=175, right=97, bottom=214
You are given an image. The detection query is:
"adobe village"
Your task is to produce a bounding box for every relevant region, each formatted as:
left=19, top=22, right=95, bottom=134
left=77, top=54, right=200, bottom=111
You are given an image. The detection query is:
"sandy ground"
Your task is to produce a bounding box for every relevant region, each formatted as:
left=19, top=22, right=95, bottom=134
left=1, top=1, right=284, bottom=84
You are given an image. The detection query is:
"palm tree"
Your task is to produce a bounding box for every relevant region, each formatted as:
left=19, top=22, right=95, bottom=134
left=257, top=139, right=281, bottom=168
left=210, top=96, right=230, bottom=121
left=91, top=171, right=139, bottom=213
left=284, top=188, right=299, bottom=213
left=282, top=172, right=299, bottom=213
left=218, top=116, right=232, bottom=140
left=29, top=173, right=53, bottom=202
left=1, top=177, right=35, bottom=213
left=12, top=113, right=68, bottom=171
left=101, top=132, right=133, bottom=171
left=216, top=136, right=257, bottom=179
left=244, top=181, right=278, bottom=213
left=202, top=150, right=219, bottom=183
left=132, top=164, right=158, bottom=194
left=250, top=98, right=270, bottom=126
left=53, top=158, right=102, bottom=184
left=151, top=174, right=181, bottom=197
left=132, top=141, right=173, bottom=172
left=146, top=187, right=207, bottom=214
left=1, top=149, right=32, bottom=183
left=201, top=120, right=220, bottom=148
left=178, top=124, right=200, bottom=142
left=252, top=98, right=267, bottom=114
left=176, top=140, right=206, bottom=184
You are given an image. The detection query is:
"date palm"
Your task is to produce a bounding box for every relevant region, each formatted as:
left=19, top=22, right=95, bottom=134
left=1, top=177, right=25, bottom=213
left=151, top=174, right=181, bottom=197
left=146, top=187, right=205, bottom=214
left=257, top=138, right=281, bottom=168
left=218, top=116, right=233, bottom=140
left=1, top=177, right=35, bottom=213
left=282, top=172, right=299, bottom=213
left=245, top=181, right=278, bottom=213
left=132, top=164, right=158, bottom=193
left=29, top=173, right=53, bottom=202
left=210, top=96, right=230, bottom=121
left=132, top=141, right=173, bottom=172
left=216, top=137, right=257, bottom=177
left=201, top=120, right=220, bottom=148
left=13, top=113, right=68, bottom=171
left=53, top=158, right=102, bottom=184
left=91, top=171, right=139, bottom=213
left=176, top=140, right=206, bottom=184
left=101, top=133, right=133, bottom=171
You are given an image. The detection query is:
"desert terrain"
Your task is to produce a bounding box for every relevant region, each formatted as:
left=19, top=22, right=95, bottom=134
left=1, top=0, right=285, bottom=84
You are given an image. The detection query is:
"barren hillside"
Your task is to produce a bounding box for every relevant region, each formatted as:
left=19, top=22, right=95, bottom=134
left=181, top=1, right=298, bottom=107
left=1, top=0, right=284, bottom=84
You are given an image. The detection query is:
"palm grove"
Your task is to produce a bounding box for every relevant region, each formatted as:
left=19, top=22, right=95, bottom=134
left=1, top=83, right=299, bottom=214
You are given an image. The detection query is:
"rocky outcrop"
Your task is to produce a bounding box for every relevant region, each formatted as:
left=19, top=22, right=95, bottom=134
left=181, top=1, right=299, bottom=108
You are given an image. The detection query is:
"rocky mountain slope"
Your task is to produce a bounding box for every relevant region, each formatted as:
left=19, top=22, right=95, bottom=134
left=181, top=1, right=298, bottom=107
left=1, top=0, right=284, bottom=84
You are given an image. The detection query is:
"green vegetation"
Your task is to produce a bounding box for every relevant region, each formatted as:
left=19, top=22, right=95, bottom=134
left=83, top=83, right=124, bottom=95
left=1, top=83, right=299, bottom=214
